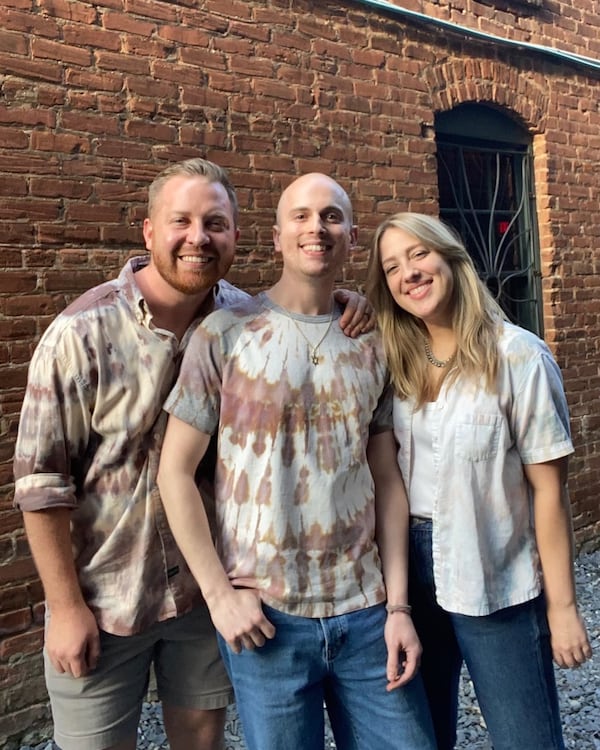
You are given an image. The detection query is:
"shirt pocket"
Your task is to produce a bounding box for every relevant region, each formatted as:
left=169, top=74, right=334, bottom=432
left=455, top=414, right=502, bottom=462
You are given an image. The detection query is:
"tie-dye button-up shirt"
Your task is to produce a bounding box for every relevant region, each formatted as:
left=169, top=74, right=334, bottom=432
left=393, top=322, right=573, bottom=616
left=164, top=293, right=392, bottom=618
left=13, top=257, right=249, bottom=636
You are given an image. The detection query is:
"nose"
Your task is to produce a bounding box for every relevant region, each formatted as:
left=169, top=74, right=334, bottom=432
left=404, top=263, right=421, bottom=281
left=306, top=213, right=326, bottom=234
left=187, top=220, right=209, bottom=247
left=403, top=259, right=421, bottom=282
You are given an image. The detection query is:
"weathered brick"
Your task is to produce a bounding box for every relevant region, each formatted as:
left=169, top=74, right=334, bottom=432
left=96, top=50, right=150, bottom=75
left=31, top=37, right=92, bottom=66
left=64, top=68, right=124, bottom=92
left=0, top=627, right=44, bottom=660
left=62, top=23, right=121, bottom=51
left=60, top=110, right=121, bottom=136
left=0, top=609, right=32, bottom=637
left=0, top=54, right=62, bottom=83
left=30, top=131, right=91, bottom=154
left=102, top=9, right=155, bottom=35
left=0, top=7, right=60, bottom=37
left=0, top=29, right=27, bottom=55
left=125, top=0, right=178, bottom=23
left=1, top=1, right=600, bottom=744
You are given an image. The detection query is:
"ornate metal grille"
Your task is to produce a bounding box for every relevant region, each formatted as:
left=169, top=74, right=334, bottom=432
left=436, top=111, right=542, bottom=335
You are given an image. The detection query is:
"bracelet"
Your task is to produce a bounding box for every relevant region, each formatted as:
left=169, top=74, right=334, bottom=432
left=385, top=603, right=412, bottom=615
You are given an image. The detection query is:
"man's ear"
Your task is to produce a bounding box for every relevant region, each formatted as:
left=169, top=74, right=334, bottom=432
left=350, top=224, right=358, bottom=249
left=142, top=217, right=153, bottom=251
left=272, top=225, right=281, bottom=254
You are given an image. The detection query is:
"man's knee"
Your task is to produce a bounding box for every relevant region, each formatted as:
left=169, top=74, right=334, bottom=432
left=163, top=704, right=227, bottom=750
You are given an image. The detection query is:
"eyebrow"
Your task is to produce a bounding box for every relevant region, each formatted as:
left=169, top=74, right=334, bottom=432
left=288, top=205, right=344, bottom=215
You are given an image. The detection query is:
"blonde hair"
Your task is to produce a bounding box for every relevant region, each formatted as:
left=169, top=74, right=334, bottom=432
left=366, top=213, right=505, bottom=405
left=147, top=158, right=239, bottom=223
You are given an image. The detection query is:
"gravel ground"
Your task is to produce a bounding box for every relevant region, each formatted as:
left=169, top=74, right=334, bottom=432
left=19, top=549, right=600, bottom=750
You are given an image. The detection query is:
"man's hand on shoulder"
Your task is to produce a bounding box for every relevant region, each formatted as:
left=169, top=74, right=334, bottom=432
left=334, top=289, right=376, bottom=338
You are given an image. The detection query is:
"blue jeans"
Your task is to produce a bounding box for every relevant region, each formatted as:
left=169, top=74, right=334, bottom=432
left=218, top=602, right=436, bottom=750
left=409, top=518, right=565, bottom=750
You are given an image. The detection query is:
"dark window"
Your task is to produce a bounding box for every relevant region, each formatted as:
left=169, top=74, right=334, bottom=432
left=436, top=103, right=542, bottom=335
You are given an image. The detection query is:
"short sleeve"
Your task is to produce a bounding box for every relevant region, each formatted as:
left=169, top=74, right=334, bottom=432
left=163, top=322, right=223, bottom=436
left=510, top=348, right=573, bottom=465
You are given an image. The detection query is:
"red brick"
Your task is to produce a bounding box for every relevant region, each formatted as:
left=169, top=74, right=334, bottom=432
left=0, top=54, right=62, bottom=83
left=0, top=29, right=27, bottom=54
left=60, top=110, right=121, bottom=136
left=157, top=24, right=211, bottom=47
left=205, top=0, right=251, bottom=21
left=96, top=50, right=150, bottom=75
left=63, top=23, right=121, bottom=50
left=124, top=119, right=177, bottom=142
left=0, top=107, right=55, bottom=128
left=0, top=557, right=37, bottom=587
left=30, top=131, right=91, bottom=154
left=64, top=68, right=123, bottom=91
left=0, top=609, right=32, bottom=637
left=102, top=9, right=155, bottom=35
left=126, top=0, right=178, bottom=22
left=0, top=627, right=44, bottom=659
left=44, top=271, right=105, bottom=292
left=29, top=177, right=93, bottom=199
left=179, top=46, right=228, bottom=71
left=1, top=1, right=600, bottom=741
left=0, top=7, right=60, bottom=37
left=31, top=37, right=92, bottom=66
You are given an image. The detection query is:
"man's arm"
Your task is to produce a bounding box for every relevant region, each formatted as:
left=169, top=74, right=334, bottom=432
left=15, top=327, right=101, bottom=678
left=367, top=429, right=421, bottom=691
left=525, top=458, right=592, bottom=668
left=23, top=508, right=100, bottom=678
left=157, top=414, right=276, bottom=653
left=333, top=288, right=375, bottom=337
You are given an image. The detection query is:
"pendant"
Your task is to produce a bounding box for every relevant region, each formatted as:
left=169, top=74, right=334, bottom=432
left=311, top=352, right=320, bottom=365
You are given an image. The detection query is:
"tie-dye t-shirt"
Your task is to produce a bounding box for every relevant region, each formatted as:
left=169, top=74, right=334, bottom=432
left=164, top=293, right=392, bottom=618
left=393, top=321, right=574, bottom=616
left=13, top=257, right=249, bottom=636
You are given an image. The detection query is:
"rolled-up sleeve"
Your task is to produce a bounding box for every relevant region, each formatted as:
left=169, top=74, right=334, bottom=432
left=13, top=328, right=93, bottom=512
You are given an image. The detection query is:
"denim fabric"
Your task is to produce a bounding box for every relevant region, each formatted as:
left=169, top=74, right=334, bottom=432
left=218, top=603, right=436, bottom=750
left=409, top=518, right=565, bottom=750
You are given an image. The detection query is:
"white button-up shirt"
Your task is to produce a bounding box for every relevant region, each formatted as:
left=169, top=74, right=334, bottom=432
left=393, top=322, right=573, bottom=616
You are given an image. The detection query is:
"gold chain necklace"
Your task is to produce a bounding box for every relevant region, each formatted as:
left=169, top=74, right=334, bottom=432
left=423, top=337, right=454, bottom=368
left=289, top=306, right=335, bottom=365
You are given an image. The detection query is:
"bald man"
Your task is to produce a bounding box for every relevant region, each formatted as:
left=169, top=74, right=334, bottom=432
left=156, top=174, right=436, bottom=750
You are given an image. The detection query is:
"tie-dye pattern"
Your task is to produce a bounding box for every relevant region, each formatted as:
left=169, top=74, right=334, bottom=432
left=393, top=321, right=574, bottom=616
left=13, top=257, right=249, bottom=636
left=164, top=293, right=392, bottom=618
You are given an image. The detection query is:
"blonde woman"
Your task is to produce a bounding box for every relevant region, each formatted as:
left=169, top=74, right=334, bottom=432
left=367, top=213, right=592, bottom=750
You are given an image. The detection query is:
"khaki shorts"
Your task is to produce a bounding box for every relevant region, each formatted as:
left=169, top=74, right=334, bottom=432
left=45, top=605, right=232, bottom=750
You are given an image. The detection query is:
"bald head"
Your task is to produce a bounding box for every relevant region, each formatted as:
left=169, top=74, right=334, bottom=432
left=275, top=173, right=354, bottom=228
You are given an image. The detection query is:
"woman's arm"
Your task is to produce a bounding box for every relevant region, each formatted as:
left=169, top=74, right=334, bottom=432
left=368, top=429, right=422, bottom=691
left=525, top=458, right=592, bottom=668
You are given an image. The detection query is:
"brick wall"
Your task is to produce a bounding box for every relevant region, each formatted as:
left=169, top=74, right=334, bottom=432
left=1, top=0, right=599, bottom=744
